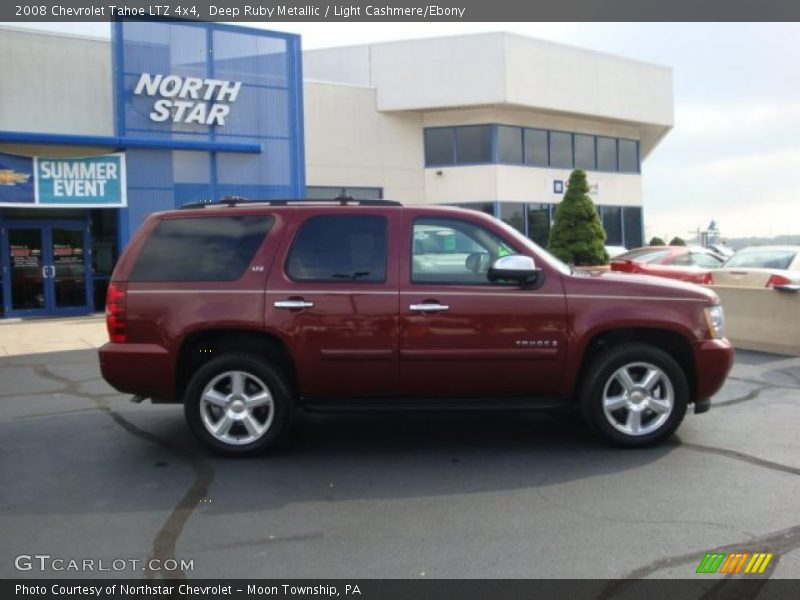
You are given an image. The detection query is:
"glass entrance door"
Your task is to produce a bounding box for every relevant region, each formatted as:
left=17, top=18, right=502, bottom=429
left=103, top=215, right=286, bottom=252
left=7, top=228, right=47, bottom=313
left=2, top=221, right=93, bottom=317
left=51, top=227, right=89, bottom=310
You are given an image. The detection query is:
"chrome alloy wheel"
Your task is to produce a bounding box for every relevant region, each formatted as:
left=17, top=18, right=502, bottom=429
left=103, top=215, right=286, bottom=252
left=199, top=370, right=274, bottom=445
left=601, top=362, right=674, bottom=436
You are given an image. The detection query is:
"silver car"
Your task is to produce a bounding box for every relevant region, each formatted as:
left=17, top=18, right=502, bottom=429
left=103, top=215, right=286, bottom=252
left=712, top=245, right=800, bottom=288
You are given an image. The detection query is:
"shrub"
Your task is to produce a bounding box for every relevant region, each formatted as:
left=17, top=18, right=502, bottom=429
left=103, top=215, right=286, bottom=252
left=547, top=170, right=608, bottom=265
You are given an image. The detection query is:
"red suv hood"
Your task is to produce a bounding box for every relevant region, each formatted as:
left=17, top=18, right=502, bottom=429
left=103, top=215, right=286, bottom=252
left=569, top=269, right=719, bottom=304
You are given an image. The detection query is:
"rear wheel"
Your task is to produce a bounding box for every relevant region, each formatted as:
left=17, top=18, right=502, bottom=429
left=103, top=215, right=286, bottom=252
left=184, top=354, right=293, bottom=456
left=580, top=343, right=688, bottom=447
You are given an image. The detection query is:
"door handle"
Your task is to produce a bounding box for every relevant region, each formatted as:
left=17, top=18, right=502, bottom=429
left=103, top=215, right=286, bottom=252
left=274, top=299, right=315, bottom=309
left=409, top=302, right=450, bottom=312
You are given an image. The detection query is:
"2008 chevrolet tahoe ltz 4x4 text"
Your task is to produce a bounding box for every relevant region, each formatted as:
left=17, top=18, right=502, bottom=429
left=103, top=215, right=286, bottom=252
left=99, top=199, right=733, bottom=456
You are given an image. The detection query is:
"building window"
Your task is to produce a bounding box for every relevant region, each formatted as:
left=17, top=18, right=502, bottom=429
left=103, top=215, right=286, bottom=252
left=574, top=134, right=596, bottom=171
left=548, top=131, right=573, bottom=169
left=424, top=128, right=455, bottom=166
left=499, top=203, right=526, bottom=234
left=618, top=139, right=640, bottom=173
left=524, top=128, right=549, bottom=167
left=497, top=125, right=523, bottom=164
left=596, top=137, right=618, bottom=172
left=527, top=204, right=552, bottom=247
left=601, top=206, right=623, bottom=246
left=623, top=206, right=643, bottom=248
left=423, top=125, right=640, bottom=174
left=456, top=125, right=493, bottom=164
left=306, top=186, right=383, bottom=200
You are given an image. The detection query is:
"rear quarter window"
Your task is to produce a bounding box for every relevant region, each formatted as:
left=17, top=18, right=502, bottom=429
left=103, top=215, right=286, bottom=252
left=129, top=215, right=274, bottom=282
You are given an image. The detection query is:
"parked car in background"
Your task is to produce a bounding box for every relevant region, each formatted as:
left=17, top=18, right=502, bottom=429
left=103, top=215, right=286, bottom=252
left=711, top=246, right=800, bottom=288
left=605, top=245, right=629, bottom=259
left=610, top=246, right=723, bottom=284
left=707, top=243, right=735, bottom=260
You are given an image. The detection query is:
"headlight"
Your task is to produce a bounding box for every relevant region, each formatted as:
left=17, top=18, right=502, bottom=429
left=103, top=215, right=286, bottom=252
left=704, top=305, right=725, bottom=339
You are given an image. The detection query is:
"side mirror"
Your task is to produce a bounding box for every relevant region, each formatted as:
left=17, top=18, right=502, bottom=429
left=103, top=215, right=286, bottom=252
left=488, top=255, right=541, bottom=284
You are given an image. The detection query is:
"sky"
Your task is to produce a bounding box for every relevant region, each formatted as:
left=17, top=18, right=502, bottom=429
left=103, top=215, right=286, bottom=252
left=10, top=22, right=800, bottom=241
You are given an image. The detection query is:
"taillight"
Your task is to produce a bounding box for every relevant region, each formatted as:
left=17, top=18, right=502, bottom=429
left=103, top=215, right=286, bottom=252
left=701, top=271, right=712, bottom=285
left=105, top=282, right=127, bottom=343
left=766, top=274, right=792, bottom=288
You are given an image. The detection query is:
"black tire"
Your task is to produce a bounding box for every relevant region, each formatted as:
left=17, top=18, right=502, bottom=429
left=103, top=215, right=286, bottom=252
left=579, top=343, right=688, bottom=447
left=184, top=353, right=293, bottom=457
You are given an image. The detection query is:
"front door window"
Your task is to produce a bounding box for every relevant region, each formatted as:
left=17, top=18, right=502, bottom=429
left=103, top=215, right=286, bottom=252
left=3, top=222, right=92, bottom=316
left=51, top=228, right=87, bottom=308
left=8, top=228, right=46, bottom=311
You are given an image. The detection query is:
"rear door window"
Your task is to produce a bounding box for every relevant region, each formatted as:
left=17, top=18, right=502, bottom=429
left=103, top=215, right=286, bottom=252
left=286, top=215, right=387, bottom=282
left=129, top=215, right=274, bottom=282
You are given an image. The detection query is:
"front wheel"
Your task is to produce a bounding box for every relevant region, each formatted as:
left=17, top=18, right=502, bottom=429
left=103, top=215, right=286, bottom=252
left=580, top=343, right=689, bottom=447
left=184, top=354, right=293, bottom=457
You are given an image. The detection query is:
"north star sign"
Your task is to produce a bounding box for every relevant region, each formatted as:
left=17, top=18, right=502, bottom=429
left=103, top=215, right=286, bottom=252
left=133, top=73, right=242, bottom=126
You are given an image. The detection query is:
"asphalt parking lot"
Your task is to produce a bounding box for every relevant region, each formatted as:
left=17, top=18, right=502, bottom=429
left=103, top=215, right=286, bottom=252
left=1, top=322, right=800, bottom=582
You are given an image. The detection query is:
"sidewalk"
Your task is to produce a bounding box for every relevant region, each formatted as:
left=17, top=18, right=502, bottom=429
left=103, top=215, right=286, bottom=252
left=0, top=314, right=108, bottom=357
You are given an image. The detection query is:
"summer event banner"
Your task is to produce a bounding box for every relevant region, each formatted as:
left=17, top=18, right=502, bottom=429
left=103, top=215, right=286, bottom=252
left=0, top=151, right=127, bottom=207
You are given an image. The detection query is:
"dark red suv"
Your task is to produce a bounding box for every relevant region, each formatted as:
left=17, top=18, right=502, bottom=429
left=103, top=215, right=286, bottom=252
left=99, top=199, right=734, bottom=456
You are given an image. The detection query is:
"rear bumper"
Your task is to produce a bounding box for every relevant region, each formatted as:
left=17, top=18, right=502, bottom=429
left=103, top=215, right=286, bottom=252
left=98, top=342, right=176, bottom=402
left=693, top=338, right=735, bottom=402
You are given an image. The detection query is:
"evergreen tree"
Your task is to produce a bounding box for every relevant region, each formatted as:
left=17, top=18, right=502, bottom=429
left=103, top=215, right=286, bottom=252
left=547, top=170, right=608, bottom=265
left=669, top=236, right=686, bottom=246
left=649, top=236, right=666, bottom=246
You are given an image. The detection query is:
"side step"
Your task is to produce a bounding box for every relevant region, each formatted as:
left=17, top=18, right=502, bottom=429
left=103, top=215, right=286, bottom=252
left=301, top=396, right=570, bottom=413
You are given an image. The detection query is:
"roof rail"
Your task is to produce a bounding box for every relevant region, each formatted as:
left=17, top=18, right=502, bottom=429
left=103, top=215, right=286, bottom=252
left=179, top=195, right=402, bottom=210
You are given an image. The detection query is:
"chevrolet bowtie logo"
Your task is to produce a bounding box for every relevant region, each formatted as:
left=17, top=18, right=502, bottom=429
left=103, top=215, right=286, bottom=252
left=0, top=169, right=31, bottom=185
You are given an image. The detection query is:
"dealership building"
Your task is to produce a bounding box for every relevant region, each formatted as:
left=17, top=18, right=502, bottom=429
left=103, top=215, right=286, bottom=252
left=0, top=23, right=673, bottom=318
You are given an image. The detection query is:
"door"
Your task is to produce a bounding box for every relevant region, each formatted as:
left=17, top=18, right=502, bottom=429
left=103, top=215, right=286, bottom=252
left=399, top=212, right=568, bottom=398
left=2, top=221, right=93, bottom=317
left=4, top=227, right=47, bottom=316
left=265, top=211, right=400, bottom=399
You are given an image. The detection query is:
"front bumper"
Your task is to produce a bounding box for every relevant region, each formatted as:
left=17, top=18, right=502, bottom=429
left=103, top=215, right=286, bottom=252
left=98, top=342, right=176, bottom=402
left=693, top=338, right=735, bottom=404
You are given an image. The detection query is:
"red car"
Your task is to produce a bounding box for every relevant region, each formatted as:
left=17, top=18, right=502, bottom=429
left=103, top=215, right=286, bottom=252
left=99, top=199, right=733, bottom=456
left=610, top=246, right=723, bottom=284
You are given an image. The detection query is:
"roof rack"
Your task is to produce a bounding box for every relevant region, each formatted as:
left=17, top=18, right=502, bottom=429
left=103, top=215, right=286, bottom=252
left=179, top=194, right=402, bottom=210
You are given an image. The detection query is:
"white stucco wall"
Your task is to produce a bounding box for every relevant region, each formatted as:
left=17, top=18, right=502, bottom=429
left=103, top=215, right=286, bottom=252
left=303, top=81, right=425, bottom=203
left=0, top=27, right=113, bottom=137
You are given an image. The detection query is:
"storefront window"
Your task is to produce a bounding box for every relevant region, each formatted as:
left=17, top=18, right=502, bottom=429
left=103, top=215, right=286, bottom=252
left=499, top=203, right=525, bottom=234
left=623, top=206, right=643, bottom=248
left=601, top=206, right=623, bottom=246
left=527, top=204, right=552, bottom=247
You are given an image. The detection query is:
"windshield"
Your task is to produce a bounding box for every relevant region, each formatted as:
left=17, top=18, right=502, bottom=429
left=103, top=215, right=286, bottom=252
left=492, top=218, right=573, bottom=275
left=723, top=249, right=797, bottom=270
left=614, top=248, right=672, bottom=264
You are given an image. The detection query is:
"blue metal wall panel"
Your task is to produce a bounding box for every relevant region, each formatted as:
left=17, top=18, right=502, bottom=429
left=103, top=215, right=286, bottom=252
left=112, top=21, right=305, bottom=250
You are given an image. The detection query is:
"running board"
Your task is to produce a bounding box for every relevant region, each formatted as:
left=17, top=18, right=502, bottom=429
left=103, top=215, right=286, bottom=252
left=300, top=397, right=569, bottom=413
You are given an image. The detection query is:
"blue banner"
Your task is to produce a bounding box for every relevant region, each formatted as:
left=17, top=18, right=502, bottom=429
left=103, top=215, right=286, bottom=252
left=36, top=153, right=126, bottom=206
left=0, top=152, right=35, bottom=205
left=0, top=152, right=127, bottom=207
